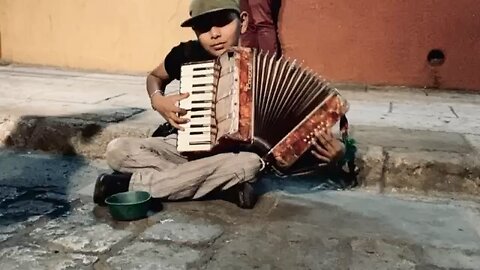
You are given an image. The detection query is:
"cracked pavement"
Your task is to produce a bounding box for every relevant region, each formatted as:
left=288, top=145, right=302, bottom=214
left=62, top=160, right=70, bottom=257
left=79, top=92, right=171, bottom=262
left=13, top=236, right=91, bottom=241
left=1, top=149, right=480, bottom=270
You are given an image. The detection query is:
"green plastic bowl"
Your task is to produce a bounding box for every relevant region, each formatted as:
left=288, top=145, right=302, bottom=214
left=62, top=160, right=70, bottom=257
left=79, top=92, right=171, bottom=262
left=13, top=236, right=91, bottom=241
left=105, top=191, right=151, bottom=221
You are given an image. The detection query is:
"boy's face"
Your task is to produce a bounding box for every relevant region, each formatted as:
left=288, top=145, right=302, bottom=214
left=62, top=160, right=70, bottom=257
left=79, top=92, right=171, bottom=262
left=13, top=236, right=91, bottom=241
left=193, top=10, right=248, bottom=57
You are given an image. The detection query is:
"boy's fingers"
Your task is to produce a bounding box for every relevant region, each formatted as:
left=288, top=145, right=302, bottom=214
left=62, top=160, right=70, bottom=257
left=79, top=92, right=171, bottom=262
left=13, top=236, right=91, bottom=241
left=168, top=119, right=184, bottom=131
left=175, top=93, right=190, bottom=101
left=311, top=139, right=332, bottom=158
left=171, top=105, right=185, bottom=113
left=325, top=128, right=333, bottom=138
left=311, top=150, right=331, bottom=163
left=310, top=136, right=322, bottom=150
left=177, top=108, right=188, bottom=116
left=170, top=114, right=189, bottom=124
left=157, top=111, right=168, bottom=119
left=316, top=131, right=334, bottom=152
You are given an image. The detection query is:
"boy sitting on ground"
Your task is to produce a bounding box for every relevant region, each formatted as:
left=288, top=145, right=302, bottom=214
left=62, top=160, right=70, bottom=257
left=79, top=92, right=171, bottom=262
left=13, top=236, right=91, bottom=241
left=93, top=0, right=348, bottom=209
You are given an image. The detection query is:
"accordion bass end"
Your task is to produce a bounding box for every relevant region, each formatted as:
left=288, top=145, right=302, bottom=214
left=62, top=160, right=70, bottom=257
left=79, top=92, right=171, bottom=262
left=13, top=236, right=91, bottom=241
left=268, top=94, right=348, bottom=168
left=177, top=47, right=349, bottom=172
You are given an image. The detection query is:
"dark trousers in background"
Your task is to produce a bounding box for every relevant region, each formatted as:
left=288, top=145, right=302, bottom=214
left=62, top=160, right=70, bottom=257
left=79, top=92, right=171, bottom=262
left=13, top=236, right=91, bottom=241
left=241, top=0, right=282, bottom=55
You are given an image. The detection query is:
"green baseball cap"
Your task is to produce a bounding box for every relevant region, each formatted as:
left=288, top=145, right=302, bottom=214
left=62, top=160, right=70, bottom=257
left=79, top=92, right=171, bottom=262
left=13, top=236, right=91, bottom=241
left=181, top=0, right=241, bottom=27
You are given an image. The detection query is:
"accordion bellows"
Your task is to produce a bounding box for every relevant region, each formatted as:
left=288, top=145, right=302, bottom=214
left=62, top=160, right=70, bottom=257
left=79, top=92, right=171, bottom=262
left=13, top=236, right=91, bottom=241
left=178, top=47, right=349, bottom=171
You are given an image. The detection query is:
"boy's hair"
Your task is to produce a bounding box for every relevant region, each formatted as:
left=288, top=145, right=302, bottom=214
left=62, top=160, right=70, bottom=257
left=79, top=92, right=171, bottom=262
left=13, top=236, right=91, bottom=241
left=181, top=0, right=240, bottom=27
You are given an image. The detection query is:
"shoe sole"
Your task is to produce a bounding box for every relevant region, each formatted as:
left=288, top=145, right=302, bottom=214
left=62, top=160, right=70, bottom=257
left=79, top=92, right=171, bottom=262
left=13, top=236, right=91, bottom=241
left=93, top=173, right=108, bottom=206
left=238, top=182, right=257, bottom=209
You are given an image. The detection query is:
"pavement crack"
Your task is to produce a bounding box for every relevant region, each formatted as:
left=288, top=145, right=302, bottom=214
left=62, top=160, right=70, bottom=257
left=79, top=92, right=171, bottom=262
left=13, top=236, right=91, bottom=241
left=388, top=102, right=393, bottom=113
left=449, top=106, right=460, bottom=118
left=94, top=93, right=127, bottom=104
left=379, top=149, right=389, bottom=193
left=337, top=237, right=354, bottom=269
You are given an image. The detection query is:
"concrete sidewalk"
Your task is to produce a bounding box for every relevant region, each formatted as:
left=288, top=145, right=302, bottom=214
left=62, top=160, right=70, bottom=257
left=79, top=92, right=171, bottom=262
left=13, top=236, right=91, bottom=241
left=0, top=65, right=479, bottom=197
left=2, top=147, right=480, bottom=269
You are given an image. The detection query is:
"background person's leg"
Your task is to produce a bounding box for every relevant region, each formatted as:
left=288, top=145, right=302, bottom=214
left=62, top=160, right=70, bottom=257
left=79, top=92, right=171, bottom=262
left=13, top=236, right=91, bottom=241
left=240, top=0, right=259, bottom=49
left=246, top=0, right=280, bottom=54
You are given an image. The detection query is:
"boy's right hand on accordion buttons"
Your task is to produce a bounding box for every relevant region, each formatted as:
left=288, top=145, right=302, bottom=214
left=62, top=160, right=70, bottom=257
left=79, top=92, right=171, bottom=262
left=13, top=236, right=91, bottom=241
left=151, top=93, right=190, bottom=130
left=311, top=128, right=346, bottom=166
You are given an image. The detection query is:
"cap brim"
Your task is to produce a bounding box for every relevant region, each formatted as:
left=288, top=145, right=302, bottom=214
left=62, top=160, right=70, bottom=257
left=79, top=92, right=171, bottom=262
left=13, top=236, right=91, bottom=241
left=180, top=17, right=196, bottom=28
left=181, top=8, right=239, bottom=27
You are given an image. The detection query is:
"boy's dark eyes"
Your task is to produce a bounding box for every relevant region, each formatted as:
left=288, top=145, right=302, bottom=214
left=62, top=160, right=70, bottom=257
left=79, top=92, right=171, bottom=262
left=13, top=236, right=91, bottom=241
left=193, top=15, right=235, bottom=33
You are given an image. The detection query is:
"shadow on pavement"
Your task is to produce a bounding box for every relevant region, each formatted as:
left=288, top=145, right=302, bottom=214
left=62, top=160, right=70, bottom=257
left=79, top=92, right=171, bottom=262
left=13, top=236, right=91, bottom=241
left=256, top=171, right=355, bottom=198
left=0, top=108, right=144, bottom=228
left=0, top=106, right=356, bottom=229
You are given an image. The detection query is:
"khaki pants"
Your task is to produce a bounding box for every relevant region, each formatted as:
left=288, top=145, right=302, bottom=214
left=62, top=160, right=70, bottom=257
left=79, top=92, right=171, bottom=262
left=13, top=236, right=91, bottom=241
left=105, top=134, right=264, bottom=200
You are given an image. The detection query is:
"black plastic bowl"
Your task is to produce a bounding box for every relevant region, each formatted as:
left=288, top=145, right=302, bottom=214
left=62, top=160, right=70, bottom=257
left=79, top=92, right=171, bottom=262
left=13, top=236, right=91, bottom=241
left=105, top=191, right=151, bottom=221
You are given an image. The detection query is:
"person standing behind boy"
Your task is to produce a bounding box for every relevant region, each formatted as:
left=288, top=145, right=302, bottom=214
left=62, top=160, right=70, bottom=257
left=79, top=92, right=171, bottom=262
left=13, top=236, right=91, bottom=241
left=240, top=0, right=281, bottom=54
left=93, top=0, right=346, bottom=209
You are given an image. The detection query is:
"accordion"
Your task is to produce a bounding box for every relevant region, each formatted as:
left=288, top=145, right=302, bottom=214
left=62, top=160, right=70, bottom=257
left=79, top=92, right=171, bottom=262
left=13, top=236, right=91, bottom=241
left=177, top=47, right=349, bottom=173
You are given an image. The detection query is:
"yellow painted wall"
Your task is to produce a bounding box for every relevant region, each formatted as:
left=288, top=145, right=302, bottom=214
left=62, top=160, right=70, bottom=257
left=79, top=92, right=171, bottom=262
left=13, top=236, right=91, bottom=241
left=1, top=0, right=479, bottom=90
left=0, top=0, right=195, bottom=73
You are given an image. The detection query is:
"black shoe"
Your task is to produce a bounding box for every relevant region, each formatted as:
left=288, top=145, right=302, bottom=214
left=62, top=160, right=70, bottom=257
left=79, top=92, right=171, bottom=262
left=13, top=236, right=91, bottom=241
left=217, top=181, right=257, bottom=209
left=152, top=122, right=177, bottom=137
left=235, top=182, right=257, bottom=209
left=93, top=172, right=131, bottom=206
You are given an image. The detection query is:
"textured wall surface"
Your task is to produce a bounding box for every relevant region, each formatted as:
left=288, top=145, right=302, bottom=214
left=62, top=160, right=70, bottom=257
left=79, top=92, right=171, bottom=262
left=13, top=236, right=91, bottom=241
left=279, top=0, right=480, bottom=90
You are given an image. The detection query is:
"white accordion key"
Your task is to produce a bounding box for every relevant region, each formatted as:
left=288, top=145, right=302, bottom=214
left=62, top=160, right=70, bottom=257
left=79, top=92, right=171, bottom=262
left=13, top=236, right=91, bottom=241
left=180, top=61, right=217, bottom=95
left=189, top=117, right=213, bottom=126
left=179, top=64, right=216, bottom=110
left=179, top=92, right=214, bottom=110
left=177, top=118, right=216, bottom=152
left=181, top=126, right=212, bottom=133
left=181, top=75, right=216, bottom=86
left=186, top=109, right=214, bottom=118
left=181, top=61, right=216, bottom=75
left=180, top=78, right=215, bottom=93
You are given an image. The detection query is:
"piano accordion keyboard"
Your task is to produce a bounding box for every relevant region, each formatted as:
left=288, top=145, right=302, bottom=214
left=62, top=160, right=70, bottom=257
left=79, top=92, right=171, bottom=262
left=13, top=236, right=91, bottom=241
left=177, top=61, right=219, bottom=152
